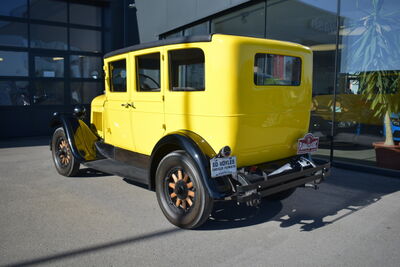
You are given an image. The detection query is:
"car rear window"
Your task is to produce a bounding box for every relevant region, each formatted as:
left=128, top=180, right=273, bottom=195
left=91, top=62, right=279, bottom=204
left=254, top=53, right=301, bottom=86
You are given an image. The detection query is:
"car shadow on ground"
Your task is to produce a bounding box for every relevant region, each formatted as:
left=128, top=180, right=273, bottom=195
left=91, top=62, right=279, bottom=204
left=198, top=168, right=400, bottom=231
left=71, top=167, right=112, bottom=178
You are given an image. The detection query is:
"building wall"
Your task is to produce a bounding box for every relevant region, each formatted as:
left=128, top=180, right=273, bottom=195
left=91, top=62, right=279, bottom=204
left=135, top=0, right=250, bottom=42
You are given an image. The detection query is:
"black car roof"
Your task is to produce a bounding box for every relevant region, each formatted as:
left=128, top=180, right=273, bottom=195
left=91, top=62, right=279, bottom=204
left=104, top=35, right=212, bottom=58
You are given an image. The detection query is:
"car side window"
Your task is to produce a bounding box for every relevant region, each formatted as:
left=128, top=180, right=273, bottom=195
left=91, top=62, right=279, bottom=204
left=169, top=48, right=205, bottom=91
left=109, top=59, right=126, bottom=92
left=136, top=52, right=161, bottom=92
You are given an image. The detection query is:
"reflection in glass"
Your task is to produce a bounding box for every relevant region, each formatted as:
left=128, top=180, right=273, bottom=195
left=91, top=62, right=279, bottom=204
left=184, top=22, right=208, bottom=36
left=70, top=4, right=102, bottom=27
left=30, top=24, right=67, bottom=50
left=0, top=81, right=30, bottom=106
left=266, top=0, right=337, bottom=45
left=334, top=0, right=400, bottom=168
left=254, top=54, right=301, bottom=86
left=34, top=56, right=64, bottom=77
left=33, top=81, right=64, bottom=105
left=0, top=51, right=28, bottom=76
left=0, top=0, right=27, bottom=17
left=211, top=2, right=265, bottom=38
left=265, top=0, right=338, bottom=161
left=71, top=82, right=103, bottom=104
left=30, top=0, right=67, bottom=22
left=0, top=20, right=28, bottom=47
left=70, top=29, right=101, bottom=52
left=70, top=55, right=102, bottom=79
left=164, top=31, right=182, bottom=39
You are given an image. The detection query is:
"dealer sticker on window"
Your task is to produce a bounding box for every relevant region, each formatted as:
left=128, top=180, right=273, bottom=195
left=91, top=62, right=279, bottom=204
left=210, top=156, right=237, bottom=178
left=297, top=133, right=319, bottom=154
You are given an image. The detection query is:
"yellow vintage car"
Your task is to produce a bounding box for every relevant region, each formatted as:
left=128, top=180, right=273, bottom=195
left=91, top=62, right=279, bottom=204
left=50, top=34, right=330, bottom=229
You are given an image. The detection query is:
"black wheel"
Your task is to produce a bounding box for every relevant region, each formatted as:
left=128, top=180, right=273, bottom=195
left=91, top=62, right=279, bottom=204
left=265, top=188, right=296, bottom=201
left=156, top=151, right=213, bottom=229
left=51, top=127, right=80, bottom=177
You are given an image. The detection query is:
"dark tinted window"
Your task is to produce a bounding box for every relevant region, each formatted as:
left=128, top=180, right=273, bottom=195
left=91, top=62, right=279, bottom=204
left=169, top=49, right=205, bottom=91
left=0, top=51, right=28, bottom=76
left=70, top=4, right=102, bottom=27
left=109, top=60, right=126, bottom=92
left=33, top=81, right=64, bottom=105
left=30, top=0, right=67, bottom=22
left=70, top=55, right=102, bottom=79
left=0, top=20, right=28, bottom=47
left=71, top=82, right=103, bottom=104
left=34, top=56, right=64, bottom=77
left=70, top=29, right=101, bottom=52
left=0, top=0, right=27, bottom=17
left=254, top=54, right=301, bottom=86
left=137, top=53, right=160, bottom=92
left=30, top=24, right=67, bottom=50
left=0, top=81, right=30, bottom=106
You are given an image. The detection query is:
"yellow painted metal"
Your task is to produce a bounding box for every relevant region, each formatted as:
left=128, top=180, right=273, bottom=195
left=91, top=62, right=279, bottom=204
left=130, top=47, right=165, bottom=155
left=103, top=54, right=135, bottom=151
left=91, top=94, right=105, bottom=138
left=91, top=34, right=313, bottom=167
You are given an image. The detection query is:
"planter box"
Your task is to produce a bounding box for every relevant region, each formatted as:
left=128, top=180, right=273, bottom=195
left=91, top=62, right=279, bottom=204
left=373, top=142, right=400, bottom=170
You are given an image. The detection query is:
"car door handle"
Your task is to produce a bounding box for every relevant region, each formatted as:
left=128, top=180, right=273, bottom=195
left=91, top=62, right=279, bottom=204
left=121, top=102, right=136, bottom=109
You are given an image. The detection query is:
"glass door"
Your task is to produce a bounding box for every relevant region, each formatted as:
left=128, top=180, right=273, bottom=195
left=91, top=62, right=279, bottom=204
left=31, top=53, right=67, bottom=106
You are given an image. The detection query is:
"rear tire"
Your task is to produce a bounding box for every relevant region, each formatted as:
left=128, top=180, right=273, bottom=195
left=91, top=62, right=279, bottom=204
left=156, top=151, right=213, bottom=229
left=51, top=127, right=80, bottom=177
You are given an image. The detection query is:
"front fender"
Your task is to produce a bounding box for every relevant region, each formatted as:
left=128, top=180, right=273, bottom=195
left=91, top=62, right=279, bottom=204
left=50, top=113, right=99, bottom=163
left=150, top=131, right=225, bottom=199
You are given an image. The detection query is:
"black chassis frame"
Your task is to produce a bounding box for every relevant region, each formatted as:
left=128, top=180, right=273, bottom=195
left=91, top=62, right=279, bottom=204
left=50, top=112, right=330, bottom=202
left=233, top=162, right=330, bottom=203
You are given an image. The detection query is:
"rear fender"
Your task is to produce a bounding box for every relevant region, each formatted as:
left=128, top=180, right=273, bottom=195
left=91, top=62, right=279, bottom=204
left=150, top=130, right=225, bottom=199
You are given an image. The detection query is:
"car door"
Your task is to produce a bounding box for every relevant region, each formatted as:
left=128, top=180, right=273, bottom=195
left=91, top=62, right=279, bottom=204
left=104, top=56, right=135, bottom=151
left=131, top=48, right=165, bottom=155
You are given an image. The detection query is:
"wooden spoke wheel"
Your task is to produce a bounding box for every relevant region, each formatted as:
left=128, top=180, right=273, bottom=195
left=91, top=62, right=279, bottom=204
left=167, top=169, right=195, bottom=211
left=51, top=127, right=80, bottom=177
left=156, top=151, right=213, bottom=229
left=57, top=139, right=72, bottom=167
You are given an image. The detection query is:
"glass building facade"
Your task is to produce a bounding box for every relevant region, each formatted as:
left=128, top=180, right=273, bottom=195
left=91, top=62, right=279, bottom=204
left=160, top=0, right=400, bottom=174
left=0, top=0, right=105, bottom=137
left=1, top=0, right=399, bottom=175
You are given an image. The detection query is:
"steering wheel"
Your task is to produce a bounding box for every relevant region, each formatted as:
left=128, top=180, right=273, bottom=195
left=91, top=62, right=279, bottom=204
left=139, top=73, right=160, bottom=89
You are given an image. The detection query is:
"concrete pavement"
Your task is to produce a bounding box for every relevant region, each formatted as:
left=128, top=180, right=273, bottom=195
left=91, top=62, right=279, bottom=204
left=0, top=138, right=399, bottom=266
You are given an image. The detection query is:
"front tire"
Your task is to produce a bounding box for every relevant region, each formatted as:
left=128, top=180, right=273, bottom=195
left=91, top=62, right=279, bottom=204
left=156, top=151, right=213, bottom=229
left=51, top=127, right=80, bottom=177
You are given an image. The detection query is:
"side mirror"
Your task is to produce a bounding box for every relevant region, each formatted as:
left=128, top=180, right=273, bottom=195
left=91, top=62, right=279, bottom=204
left=73, top=106, right=86, bottom=119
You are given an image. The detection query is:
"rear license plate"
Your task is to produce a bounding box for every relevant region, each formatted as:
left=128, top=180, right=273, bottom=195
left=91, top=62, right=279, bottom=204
left=210, top=156, right=237, bottom=178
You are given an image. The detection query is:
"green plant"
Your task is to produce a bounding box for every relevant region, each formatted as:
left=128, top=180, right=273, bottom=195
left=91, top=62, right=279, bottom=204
left=350, top=0, right=400, bottom=145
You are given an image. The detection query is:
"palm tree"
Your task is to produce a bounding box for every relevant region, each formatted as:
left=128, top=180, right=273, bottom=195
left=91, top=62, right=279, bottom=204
left=347, top=0, right=400, bottom=146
